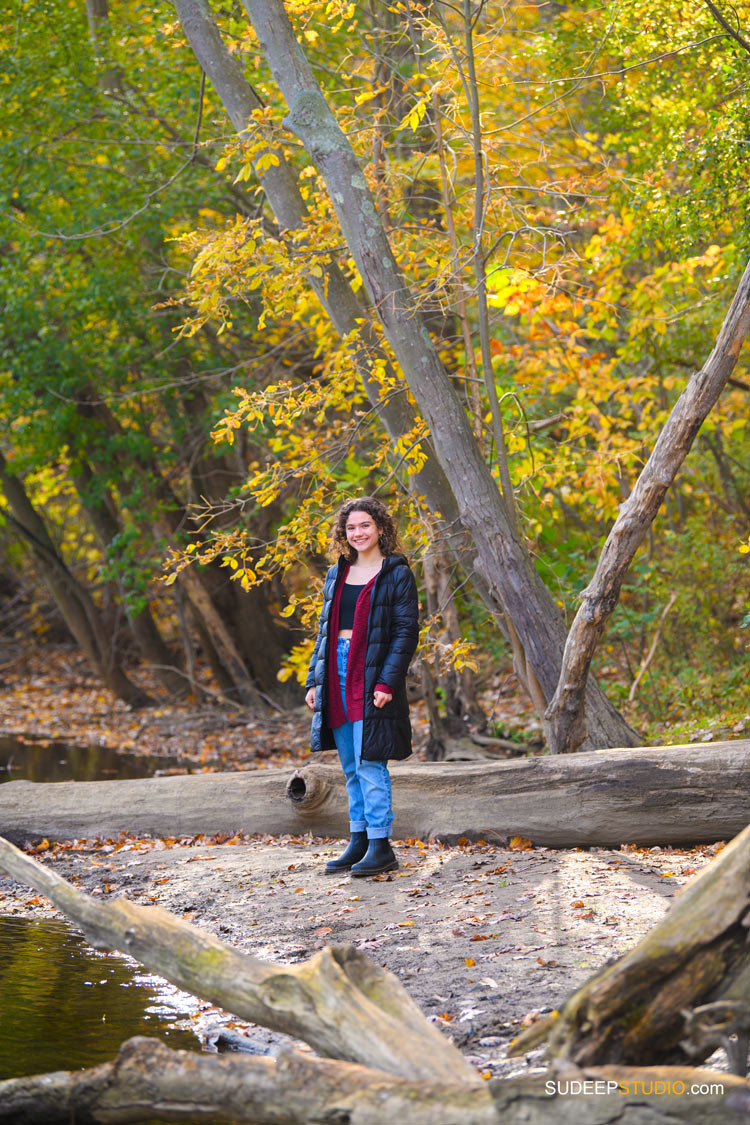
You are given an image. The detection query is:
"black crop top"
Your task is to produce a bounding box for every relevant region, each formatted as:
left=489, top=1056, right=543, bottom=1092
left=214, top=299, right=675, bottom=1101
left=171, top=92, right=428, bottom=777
left=339, top=583, right=365, bottom=630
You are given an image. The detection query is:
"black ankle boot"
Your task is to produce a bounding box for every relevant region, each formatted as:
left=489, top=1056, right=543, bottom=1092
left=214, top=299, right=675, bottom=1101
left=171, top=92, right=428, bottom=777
left=325, top=831, right=368, bottom=873
left=350, top=838, right=398, bottom=877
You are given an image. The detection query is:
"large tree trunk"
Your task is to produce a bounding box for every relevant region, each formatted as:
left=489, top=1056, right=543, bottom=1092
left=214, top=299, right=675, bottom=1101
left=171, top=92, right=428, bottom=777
left=422, top=538, right=485, bottom=747
left=84, top=0, right=124, bottom=94
left=71, top=460, right=188, bottom=698
left=511, top=821, right=750, bottom=1073
left=72, top=390, right=276, bottom=709
left=175, top=383, right=295, bottom=703
left=0, top=453, right=150, bottom=708
left=172, top=0, right=637, bottom=753
left=162, top=540, right=269, bottom=710
left=545, top=259, right=750, bottom=753
left=2, top=742, right=748, bottom=848
left=235, top=0, right=641, bottom=752
left=1, top=836, right=749, bottom=1124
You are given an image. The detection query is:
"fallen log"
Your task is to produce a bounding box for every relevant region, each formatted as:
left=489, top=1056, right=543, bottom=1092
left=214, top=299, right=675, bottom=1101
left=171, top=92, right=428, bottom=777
left=0, top=1037, right=494, bottom=1125
left=1, top=741, right=749, bottom=848
left=510, top=822, right=750, bottom=1068
left=1, top=1036, right=749, bottom=1124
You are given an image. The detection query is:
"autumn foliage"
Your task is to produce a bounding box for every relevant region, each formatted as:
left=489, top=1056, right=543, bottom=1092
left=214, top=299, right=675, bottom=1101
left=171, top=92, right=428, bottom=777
left=0, top=0, right=748, bottom=741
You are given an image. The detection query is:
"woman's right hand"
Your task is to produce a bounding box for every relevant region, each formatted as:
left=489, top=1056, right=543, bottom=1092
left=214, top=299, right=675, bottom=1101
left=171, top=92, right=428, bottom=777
left=305, top=687, right=316, bottom=710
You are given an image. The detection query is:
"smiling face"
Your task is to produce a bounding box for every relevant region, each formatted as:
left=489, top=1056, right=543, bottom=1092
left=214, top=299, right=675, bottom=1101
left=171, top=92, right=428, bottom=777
left=345, top=509, right=381, bottom=558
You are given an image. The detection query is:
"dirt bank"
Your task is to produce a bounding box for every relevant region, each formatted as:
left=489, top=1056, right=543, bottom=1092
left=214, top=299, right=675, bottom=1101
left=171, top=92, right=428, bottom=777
left=0, top=831, right=722, bottom=1079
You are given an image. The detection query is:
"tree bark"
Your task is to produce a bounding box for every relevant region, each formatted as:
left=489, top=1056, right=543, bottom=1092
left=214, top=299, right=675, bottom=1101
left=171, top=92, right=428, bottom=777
left=0, top=1037, right=494, bottom=1125
left=172, top=0, right=638, bottom=752
left=75, top=391, right=277, bottom=710
left=163, top=539, right=268, bottom=710
left=2, top=742, right=748, bottom=848
left=84, top=0, right=124, bottom=94
left=1, top=1037, right=746, bottom=1125
left=71, top=461, right=188, bottom=697
left=175, top=383, right=295, bottom=702
left=0, top=453, right=151, bottom=708
left=510, top=821, right=750, bottom=1070
left=423, top=538, right=484, bottom=744
left=545, top=258, right=750, bottom=753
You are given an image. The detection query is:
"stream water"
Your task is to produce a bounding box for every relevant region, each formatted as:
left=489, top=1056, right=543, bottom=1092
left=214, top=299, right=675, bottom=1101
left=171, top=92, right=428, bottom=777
left=0, top=915, right=234, bottom=1122
left=0, top=734, right=193, bottom=784
left=0, top=741, right=236, bottom=1118
left=0, top=915, right=200, bottom=1080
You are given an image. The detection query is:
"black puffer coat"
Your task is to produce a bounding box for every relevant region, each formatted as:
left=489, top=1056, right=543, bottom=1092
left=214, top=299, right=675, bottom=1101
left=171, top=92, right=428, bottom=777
left=305, top=554, right=419, bottom=762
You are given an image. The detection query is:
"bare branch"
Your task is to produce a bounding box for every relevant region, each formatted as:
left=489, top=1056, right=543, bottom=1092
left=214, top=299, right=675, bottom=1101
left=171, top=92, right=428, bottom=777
left=702, top=0, right=750, bottom=55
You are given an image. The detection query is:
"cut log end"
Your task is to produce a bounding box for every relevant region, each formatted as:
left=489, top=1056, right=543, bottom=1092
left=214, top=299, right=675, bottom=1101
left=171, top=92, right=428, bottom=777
left=285, top=767, right=333, bottom=812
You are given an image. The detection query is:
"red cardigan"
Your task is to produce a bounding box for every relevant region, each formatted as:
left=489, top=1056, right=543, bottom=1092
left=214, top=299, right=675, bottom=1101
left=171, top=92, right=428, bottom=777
left=326, top=564, right=392, bottom=728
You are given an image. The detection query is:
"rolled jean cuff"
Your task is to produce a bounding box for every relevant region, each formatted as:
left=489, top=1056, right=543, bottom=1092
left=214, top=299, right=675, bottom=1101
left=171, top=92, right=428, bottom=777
left=367, top=827, right=391, bottom=839
left=350, top=819, right=367, bottom=832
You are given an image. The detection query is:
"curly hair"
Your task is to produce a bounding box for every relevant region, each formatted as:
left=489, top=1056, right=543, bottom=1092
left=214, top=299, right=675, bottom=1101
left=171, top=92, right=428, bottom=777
left=329, top=496, right=402, bottom=562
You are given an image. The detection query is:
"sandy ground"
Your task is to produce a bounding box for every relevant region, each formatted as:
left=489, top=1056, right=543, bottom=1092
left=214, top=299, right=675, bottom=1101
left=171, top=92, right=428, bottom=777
left=0, top=830, right=721, bottom=1079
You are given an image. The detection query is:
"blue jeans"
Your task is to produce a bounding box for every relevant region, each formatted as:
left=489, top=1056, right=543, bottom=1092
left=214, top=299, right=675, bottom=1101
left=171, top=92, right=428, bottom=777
left=332, top=637, right=393, bottom=839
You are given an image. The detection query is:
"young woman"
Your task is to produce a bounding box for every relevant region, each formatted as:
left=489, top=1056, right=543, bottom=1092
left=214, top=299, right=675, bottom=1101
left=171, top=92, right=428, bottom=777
left=305, top=497, right=419, bottom=876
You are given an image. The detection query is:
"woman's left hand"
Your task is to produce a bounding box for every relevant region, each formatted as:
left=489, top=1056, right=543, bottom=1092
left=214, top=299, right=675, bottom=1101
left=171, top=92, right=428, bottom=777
left=373, top=690, right=393, bottom=709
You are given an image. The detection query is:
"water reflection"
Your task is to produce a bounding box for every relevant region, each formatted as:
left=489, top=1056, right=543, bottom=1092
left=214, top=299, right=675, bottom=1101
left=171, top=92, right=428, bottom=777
left=0, top=915, right=200, bottom=1080
left=0, top=735, right=193, bottom=784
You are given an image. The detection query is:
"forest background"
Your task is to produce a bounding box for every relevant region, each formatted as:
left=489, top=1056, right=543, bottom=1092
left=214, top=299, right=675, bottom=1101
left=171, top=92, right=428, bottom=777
left=1, top=0, right=749, bottom=754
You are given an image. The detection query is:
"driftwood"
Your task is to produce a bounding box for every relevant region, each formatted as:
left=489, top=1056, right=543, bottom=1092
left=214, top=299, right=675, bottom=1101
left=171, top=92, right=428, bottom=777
left=3, top=837, right=750, bottom=1124
left=1, top=1037, right=748, bottom=1124
left=0, top=1037, right=494, bottom=1125
left=1, top=741, right=749, bottom=848
left=510, top=822, right=750, bottom=1068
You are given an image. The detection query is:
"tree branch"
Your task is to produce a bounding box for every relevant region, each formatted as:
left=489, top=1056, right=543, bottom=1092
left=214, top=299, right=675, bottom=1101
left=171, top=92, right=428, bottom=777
left=2, top=1034, right=749, bottom=1124
left=545, top=259, right=750, bottom=753
left=511, top=822, right=750, bottom=1067
left=702, top=0, right=750, bottom=55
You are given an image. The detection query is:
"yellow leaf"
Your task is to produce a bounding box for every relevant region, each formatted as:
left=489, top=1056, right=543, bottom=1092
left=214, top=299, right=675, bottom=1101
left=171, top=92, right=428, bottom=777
left=256, top=152, right=281, bottom=175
